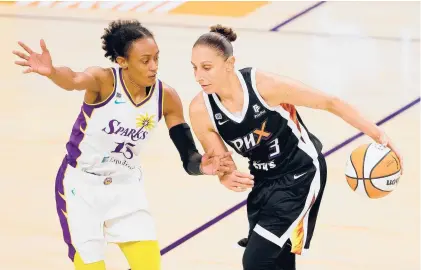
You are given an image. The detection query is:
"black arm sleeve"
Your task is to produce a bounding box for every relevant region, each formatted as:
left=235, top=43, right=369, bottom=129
left=169, top=123, right=204, bottom=175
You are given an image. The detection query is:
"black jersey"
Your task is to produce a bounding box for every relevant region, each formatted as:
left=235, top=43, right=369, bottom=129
left=203, top=67, right=323, bottom=180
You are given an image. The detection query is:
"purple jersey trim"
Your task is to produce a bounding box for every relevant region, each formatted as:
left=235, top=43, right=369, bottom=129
left=119, top=68, right=156, bottom=107
left=54, top=157, right=76, bottom=261
left=158, top=80, right=163, bottom=121
left=83, top=67, right=117, bottom=109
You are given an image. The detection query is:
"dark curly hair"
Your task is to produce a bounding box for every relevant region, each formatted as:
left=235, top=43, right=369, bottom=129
left=193, top=24, right=237, bottom=59
left=101, top=19, right=154, bottom=63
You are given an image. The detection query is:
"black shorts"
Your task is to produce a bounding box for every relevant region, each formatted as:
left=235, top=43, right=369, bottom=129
left=243, top=154, right=327, bottom=265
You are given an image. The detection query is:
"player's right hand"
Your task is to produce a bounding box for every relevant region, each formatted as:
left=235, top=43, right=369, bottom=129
left=379, top=132, right=404, bottom=175
left=220, top=170, right=254, bottom=192
left=13, top=39, right=53, bottom=76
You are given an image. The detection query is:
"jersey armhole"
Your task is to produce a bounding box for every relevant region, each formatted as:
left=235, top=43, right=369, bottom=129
left=250, top=67, right=278, bottom=112
left=83, top=67, right=117, bottom=108
left=251, top=68, right=306, bottom=142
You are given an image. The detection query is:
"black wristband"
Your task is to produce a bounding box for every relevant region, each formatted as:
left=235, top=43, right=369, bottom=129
left=169, top=123, right=204, bottom=175
left=186, top=151, right=204, bottom=176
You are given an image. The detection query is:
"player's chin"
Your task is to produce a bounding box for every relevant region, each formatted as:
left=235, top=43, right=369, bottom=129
left=201, top=85, right=215, bottom=94
left=145, top=75, right=157, bottom=85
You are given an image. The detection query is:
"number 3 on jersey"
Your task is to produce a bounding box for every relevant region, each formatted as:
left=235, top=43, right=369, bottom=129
left=112, top=141, right=135, bottom=159
left=268, top=138, right=280, bottom=158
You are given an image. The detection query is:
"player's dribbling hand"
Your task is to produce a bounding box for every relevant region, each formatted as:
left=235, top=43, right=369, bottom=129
left=220, top=170, right=254, bottom=192
left=13, top=39, right=53, bottom=76
left=200, top=149, right=235, bottom=175
left=378, top=131, right=404, bottom=175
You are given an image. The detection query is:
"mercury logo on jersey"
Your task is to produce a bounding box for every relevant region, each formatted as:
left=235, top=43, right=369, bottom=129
left=230, top=120, right=272, bottom=153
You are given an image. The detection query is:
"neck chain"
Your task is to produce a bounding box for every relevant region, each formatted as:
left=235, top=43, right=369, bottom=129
left=127, top=73, right=143, bottom=90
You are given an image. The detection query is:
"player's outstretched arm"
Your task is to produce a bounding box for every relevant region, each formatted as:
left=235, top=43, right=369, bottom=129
left=163, top=84, right=233, bottom=176
left=189, top=93, right=254, bottom=192
left=254, top=69, right=403, bottom=174
left=13, top=39, right=103, bottom=92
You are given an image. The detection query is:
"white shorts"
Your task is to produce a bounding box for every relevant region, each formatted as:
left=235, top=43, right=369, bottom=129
left=55, top=161, right=157, bottom=264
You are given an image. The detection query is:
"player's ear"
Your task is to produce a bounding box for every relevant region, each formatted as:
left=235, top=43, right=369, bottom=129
left=225, top=56, right=235, bottom=72
left=116, top=56, right=128, bottom=69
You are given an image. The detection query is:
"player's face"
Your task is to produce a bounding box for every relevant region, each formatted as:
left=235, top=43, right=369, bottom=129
left=191, top=45, right=231, bottom=94
left=126, top=38, right=159, bottom=87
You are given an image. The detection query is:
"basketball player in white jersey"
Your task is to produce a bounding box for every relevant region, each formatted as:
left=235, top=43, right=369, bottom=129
left=188, top=25, right=403, bottom=269
left=12, top=20, right=253, bottom=270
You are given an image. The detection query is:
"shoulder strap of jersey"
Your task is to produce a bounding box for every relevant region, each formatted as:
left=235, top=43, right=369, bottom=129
left=107, top=67, right=118, bottom=101
left=238, top=67, right=253, bottom=95
left=202, top=92, right=219, bottom=132
left=239, top=67, right=273, bottom=112
left=157, top=80, right=164, bottom=121
left=114, top=67, right=124, bottom=99
left=239, top=67, right=253, bottom=78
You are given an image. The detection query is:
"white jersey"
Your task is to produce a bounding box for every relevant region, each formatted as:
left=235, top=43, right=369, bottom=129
left=65, top=67, right=164, bottom=178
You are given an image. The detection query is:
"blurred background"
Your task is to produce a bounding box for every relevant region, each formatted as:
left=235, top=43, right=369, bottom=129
left=0, top=1, right=419, bottom=269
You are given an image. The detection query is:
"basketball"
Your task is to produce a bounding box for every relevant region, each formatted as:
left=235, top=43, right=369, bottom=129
left=345, top=143, right=401, bottom=199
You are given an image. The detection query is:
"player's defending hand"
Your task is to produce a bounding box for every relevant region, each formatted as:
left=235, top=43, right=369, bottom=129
left=200, top=149, right=235, bottom=176
left=220, top=170, right=255, bottom=192
left=13, top=39, right=53, bottom=76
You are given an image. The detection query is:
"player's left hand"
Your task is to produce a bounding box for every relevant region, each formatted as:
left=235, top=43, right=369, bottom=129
left=200, top=149, right=235, bottom=175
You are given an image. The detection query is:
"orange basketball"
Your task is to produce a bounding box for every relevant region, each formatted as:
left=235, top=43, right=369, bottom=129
left=345, top=143, right=401, bottom=199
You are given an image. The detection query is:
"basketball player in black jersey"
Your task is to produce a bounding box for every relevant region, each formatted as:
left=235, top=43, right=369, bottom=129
left=189, top=25, right=403, bottom=270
